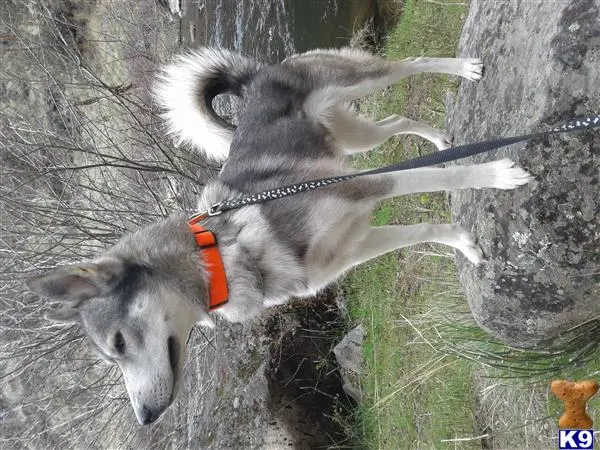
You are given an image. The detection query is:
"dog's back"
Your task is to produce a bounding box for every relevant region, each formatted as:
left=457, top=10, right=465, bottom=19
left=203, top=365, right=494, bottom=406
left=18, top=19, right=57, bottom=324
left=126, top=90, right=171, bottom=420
left=197, top=56, right=391, bottom=295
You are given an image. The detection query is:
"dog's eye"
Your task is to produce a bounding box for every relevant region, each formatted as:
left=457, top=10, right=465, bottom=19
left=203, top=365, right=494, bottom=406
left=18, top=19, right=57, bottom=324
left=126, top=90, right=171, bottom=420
left=114, top=331, right=126, bottom=354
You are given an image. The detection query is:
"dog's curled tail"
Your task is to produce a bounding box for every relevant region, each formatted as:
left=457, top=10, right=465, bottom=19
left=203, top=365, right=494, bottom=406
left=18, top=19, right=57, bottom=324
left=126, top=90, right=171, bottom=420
left=153, top=48, right=260, bottom=161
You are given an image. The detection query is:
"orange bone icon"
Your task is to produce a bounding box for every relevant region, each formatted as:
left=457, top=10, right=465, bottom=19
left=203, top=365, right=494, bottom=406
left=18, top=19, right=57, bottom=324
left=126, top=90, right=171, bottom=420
left=551, top=380, right=598, bottom=429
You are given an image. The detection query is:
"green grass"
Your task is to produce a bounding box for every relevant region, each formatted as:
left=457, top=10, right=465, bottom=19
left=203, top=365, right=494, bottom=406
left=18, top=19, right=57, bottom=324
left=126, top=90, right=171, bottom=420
left=346, top=254, right=477, bottom=448
left=345, top=1, right=478, bottom=448
left=346, top=1, right=600, bottom=448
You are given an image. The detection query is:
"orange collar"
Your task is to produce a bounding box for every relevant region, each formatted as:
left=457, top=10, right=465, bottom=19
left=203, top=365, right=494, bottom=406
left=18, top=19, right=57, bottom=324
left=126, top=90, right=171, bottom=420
left=188, top=215, right=229, bottom=311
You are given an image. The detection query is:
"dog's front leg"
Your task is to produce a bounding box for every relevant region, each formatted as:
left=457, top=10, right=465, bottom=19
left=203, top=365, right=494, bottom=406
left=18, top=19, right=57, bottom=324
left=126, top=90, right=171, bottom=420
left=307, top=224, right=482, bottom=292
left=373, top=158, right=534, bottom=196
left=351, top=224, right=483, bottom=266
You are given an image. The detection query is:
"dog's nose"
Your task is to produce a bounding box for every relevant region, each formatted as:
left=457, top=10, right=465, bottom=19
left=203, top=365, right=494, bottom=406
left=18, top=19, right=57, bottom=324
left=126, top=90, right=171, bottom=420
left=140, top=405, right=158, bottom=425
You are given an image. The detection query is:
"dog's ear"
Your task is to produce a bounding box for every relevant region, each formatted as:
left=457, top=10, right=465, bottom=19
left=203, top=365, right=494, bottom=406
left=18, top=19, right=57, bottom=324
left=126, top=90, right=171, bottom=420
left=27, top=257, right=125, bottom=303
left=44, top=307, right=81, bottom=324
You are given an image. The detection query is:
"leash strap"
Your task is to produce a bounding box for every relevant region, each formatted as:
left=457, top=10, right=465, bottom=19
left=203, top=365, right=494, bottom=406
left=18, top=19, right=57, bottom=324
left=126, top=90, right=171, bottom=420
left=205, top=115, right=600, bottom=216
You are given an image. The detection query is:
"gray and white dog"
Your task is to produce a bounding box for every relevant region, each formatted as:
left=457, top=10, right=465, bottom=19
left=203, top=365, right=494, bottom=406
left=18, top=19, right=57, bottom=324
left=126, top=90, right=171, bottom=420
left=27, top=48, right=533, bottom=425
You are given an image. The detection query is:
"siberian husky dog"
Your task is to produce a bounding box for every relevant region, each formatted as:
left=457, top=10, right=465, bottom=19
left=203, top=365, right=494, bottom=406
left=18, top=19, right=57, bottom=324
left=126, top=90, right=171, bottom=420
left=27, top=48, right=533, bottom=425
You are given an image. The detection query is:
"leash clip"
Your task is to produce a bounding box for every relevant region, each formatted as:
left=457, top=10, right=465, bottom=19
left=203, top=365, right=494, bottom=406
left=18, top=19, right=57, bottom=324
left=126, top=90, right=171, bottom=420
left=187, top=203, right=223, bottom=222
left=208, top=202, right=223, bottom=216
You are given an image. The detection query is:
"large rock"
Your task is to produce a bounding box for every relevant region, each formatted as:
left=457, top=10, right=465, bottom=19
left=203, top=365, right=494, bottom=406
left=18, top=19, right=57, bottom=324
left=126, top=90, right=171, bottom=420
left=448, top=0, right=600, bottom=347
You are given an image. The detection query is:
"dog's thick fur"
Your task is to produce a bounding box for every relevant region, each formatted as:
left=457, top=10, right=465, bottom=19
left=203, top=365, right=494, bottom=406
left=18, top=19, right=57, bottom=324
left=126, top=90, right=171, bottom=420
left=27, top=48, right=533, bottom=425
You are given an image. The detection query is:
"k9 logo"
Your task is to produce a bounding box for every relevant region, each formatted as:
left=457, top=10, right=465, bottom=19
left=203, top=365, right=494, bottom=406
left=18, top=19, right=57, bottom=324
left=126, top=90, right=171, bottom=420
left=559, top=430, right=595, bottom=450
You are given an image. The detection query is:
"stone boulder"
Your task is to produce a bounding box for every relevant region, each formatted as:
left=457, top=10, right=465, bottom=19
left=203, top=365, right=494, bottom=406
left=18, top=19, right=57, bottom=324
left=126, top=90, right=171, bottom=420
left=333, top=325, right=365, bottom=402
left=170, top=294, right=352, bottom=450
left=448, top=0, right=600, bottom=347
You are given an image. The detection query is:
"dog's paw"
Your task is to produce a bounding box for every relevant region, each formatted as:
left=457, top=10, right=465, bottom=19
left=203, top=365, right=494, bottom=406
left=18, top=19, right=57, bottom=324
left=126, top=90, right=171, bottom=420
left=461, top=58, right=484, bottom=81
left=487, top=158, right=535, bottom=190
left=452, top=226, right=483, bottom=265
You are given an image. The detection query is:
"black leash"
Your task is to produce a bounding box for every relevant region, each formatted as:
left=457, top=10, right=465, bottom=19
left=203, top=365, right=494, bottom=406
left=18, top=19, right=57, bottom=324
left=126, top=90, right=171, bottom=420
left=196, top=114, right=600, bottom=218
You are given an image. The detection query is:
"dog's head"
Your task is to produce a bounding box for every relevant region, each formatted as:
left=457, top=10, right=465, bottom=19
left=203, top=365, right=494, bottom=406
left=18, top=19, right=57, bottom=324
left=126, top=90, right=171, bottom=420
left=27, top=217, right=212, bottom=425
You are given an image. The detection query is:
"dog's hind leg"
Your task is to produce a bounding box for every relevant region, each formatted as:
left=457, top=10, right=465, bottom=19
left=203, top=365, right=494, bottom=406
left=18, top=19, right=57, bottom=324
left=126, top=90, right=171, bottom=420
left=349, top=57, right=483, bottom=98
left=306, top=57, right=481, bottom=143
left=329, top=106, right=452, bottom=153
left=353, top=224, right=483, bottom=265
left=306, top=57, right=482, bottom=111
